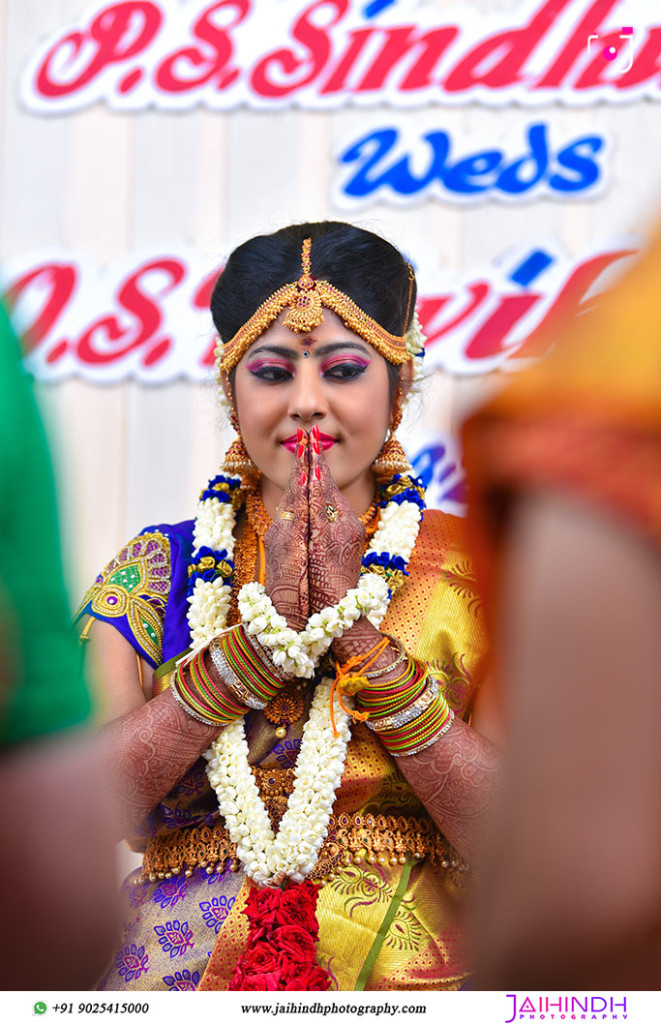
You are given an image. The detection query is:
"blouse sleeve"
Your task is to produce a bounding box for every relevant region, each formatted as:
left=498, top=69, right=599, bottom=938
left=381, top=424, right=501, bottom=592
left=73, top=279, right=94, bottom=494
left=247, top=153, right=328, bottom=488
left=75, top=529, right=173, bottom=668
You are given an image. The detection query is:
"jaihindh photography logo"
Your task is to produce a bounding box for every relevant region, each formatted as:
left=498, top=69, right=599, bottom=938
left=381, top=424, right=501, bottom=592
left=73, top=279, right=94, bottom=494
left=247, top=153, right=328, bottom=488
left=505, top=994, right=629, bottom=1022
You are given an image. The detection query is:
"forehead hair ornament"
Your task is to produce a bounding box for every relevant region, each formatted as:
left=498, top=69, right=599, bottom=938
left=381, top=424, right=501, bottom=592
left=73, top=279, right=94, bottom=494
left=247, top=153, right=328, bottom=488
left=282, top=238, right=324, bottom=334
left=217, top=237, right=413, bottom=374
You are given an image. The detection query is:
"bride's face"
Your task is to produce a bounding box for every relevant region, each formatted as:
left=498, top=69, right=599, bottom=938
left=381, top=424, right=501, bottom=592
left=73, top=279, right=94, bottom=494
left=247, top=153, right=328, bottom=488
left=232, top=309, right=393, bottom=513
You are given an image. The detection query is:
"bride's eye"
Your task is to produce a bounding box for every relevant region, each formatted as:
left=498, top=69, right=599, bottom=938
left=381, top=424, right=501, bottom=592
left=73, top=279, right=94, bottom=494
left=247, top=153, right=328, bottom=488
left=247, top=361, right=293, bottom=383
left=322, top=358, right=370, bottom=380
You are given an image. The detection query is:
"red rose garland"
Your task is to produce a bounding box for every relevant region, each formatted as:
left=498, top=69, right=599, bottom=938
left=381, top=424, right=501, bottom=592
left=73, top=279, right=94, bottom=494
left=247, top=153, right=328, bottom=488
left=230, top=880, right=332, bottom=991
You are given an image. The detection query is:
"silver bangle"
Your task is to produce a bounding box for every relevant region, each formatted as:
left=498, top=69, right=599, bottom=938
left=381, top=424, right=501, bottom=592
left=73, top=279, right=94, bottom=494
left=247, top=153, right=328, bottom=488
left=366, top=677, right=438, bottom=733
left=208, top=633, right=267, bottom=710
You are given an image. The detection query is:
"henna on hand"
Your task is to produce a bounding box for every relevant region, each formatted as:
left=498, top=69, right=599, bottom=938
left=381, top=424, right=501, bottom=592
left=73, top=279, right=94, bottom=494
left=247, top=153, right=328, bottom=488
left=308, top=424, right=365, bottom=613
left=397, top=716, right=501, bottom=863
left=332, top=617, right=383, bottom=660
left=264, top=431, right=310, bottom=630
left=102, top=688, right=220, bottom=837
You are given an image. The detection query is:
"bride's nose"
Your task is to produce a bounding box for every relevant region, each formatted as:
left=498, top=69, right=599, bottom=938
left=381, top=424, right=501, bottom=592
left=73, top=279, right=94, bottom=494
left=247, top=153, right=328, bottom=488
left=287, top=361, right=328, bottom=428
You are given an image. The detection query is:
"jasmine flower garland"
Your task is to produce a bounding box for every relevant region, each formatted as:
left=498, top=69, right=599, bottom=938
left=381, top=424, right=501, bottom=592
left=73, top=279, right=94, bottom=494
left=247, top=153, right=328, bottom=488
left=187, top=474, right=241, bottom=653
left=204, top=678, right=350, bottom=887
left=237, top=574, right=390, bottom=678
left=185, top=467, right=426, bottom=890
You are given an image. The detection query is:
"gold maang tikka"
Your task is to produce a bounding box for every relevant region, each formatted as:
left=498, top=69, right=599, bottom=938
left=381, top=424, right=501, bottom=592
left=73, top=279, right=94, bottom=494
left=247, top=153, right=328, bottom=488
left=282, top=238, right=324, bottom=333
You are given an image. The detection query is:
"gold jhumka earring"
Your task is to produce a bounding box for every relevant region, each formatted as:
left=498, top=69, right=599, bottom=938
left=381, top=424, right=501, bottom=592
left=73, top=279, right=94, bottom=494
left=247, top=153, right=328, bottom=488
left=222, top=437, right=258, bottom=477
left=372, top=266, right=416, bottom=480
left=372, top=436, right=412, bottom=478
left=372, top=385, right=412, bottom=479
left=220, top=376, right=259, bottom=479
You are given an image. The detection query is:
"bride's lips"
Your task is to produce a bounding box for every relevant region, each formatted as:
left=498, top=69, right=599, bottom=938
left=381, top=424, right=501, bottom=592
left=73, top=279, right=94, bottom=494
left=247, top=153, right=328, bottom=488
left=281, top=433, right=337, bottom=452
left=317, top=432, right=337, bottom=451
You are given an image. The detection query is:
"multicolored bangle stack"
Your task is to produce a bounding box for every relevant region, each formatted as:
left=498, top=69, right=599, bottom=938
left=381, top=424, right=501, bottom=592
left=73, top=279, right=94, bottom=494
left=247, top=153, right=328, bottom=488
left=374, top=689, right=454, bottom=757
left=171, top=625, right=289, bottom=727
left=358, top=654, right=427, bottom=721
left=356, top=649, right=454, bottom=757
left=170, top=647, right=248, bottom=727
left=209, top=624, right=288, bottom=710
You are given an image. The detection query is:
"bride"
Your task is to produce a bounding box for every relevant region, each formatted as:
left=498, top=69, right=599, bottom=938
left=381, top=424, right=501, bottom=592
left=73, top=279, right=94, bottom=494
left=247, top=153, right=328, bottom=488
left=78, top=221, right=499, bottom=991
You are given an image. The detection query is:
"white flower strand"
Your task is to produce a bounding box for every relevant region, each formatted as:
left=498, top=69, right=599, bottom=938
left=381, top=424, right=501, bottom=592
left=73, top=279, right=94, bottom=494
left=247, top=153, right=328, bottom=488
left=204, top=678, right=349, bottom=886
left=406, top=311, right=426, bottom=371
left=238, top=574, right=390, bottom=678
left=237, top=582, right=315, bottom=678
left=187, top=487, right=238, bottom=654
left=187, top=464, right=424, bottom=886
left=369, top=500, right=422, bottom=567
left=188, top=576, right=233, bottom=652
left=192, top=496, right=237, bottom=556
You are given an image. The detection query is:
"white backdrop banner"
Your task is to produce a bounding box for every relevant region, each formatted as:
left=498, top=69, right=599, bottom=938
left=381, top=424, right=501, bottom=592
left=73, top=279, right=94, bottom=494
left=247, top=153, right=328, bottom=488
left=18, top=0, right=661, bottom=115
left=3, top=240, right=638, bottom=382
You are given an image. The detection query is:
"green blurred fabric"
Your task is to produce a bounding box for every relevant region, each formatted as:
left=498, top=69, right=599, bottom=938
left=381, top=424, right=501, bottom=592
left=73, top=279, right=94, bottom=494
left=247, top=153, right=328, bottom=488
left=0, top=302, right=91, bottom=746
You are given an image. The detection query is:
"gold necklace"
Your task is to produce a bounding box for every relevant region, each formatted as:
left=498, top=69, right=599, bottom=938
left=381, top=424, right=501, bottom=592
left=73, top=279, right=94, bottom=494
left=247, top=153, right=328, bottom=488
left=244, top=486, right=273, bottom=538
left=246, top=488, right=379, bottom=531
left=264, top=686, right=306, bottom=740
left=360, top=498, right=379, bottom=533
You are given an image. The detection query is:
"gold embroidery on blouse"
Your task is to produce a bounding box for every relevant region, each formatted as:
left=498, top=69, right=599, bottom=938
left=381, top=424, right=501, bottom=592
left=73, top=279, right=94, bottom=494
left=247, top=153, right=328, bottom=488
left=76, top=532, right=171, bottom=665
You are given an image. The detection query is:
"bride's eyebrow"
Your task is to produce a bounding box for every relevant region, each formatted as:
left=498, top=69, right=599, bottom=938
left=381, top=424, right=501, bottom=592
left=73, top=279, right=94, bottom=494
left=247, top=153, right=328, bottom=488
left=247, top=344, right=297, bottom=359
left=315, top=342, right=371, bottom=357
left=248, top=341, right=371, bottom=360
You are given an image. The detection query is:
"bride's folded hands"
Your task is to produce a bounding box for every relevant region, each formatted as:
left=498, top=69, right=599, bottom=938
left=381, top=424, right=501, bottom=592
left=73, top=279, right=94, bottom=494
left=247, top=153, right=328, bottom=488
left=307, top=424, right=365, bottom=614
left=264, top=430, right=310, bottom=631
left=264, top=425, right=367, bottom=629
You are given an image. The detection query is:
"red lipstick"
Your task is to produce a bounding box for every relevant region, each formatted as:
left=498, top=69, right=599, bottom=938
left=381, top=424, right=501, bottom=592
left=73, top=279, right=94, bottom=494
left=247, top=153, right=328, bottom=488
left=316, top=432, right=337, bottom=451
